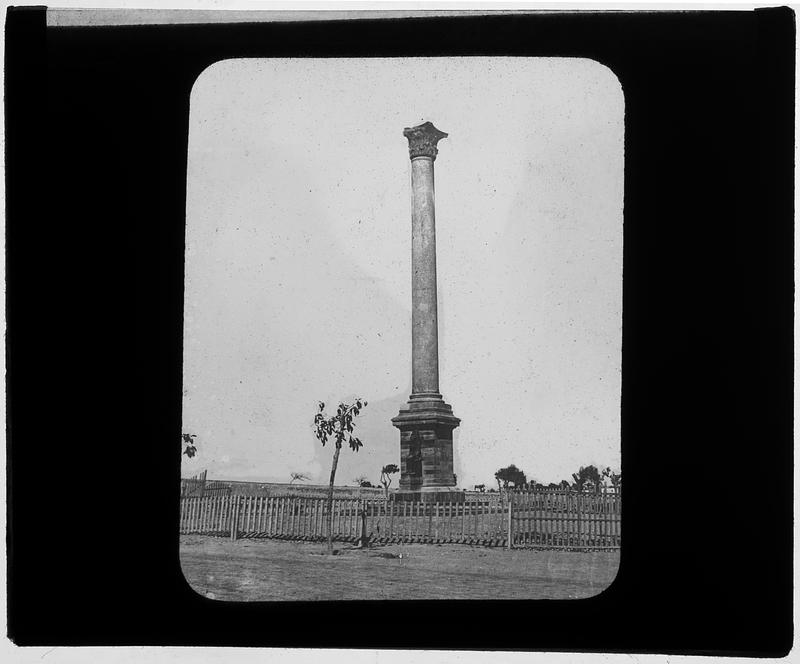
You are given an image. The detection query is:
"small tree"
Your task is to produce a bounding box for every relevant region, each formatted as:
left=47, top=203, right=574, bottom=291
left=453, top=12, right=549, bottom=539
left=313, top=398, right=367, bottom=554
left=473, top=484, right=486, bottom=493
left=379, top=464, right=399, bottom=498
left=602, top=467, right=622, bottom=491
left=289, top=472, right=310, bottom=484
left=494, top=464, right=527, bottom=491
left=353, top=475, right=369, bottom=487
left=182, top=433, right=197, bottom=458
left=572, top=465, right=602, bottom=492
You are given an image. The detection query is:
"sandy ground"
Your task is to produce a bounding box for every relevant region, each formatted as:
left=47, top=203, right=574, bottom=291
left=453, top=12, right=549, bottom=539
left=180, top=535, right=619, bottom=601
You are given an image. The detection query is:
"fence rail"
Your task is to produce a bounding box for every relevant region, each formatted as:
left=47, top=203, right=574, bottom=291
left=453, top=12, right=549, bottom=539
left=180, top=490, right=620, bottom=550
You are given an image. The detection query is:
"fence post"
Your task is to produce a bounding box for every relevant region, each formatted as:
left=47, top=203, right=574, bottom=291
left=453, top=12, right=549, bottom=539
left=357, top=499, right=367, bottom=549
left=230, top=495, right=240, bottom=541
left=506, top=494, right=513, bottom=550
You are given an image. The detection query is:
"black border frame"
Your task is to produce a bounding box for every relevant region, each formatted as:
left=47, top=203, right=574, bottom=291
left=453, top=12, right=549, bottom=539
left=6, top=7, right=794, bottom=654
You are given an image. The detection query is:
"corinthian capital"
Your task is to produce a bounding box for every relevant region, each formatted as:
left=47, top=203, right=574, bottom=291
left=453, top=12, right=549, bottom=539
left=403, top=121, right=448, bottom=160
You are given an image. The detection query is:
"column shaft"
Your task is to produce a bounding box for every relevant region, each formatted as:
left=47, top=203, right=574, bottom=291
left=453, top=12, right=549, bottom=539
left=411, top=156, right=439, bottom=396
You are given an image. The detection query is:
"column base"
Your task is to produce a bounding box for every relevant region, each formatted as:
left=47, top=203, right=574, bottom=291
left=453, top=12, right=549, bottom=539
left=392, top=395, right=460, bottom=493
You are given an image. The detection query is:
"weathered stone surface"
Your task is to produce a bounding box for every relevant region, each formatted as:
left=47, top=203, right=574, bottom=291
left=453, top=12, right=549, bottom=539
left=410, top=155, right=439, bottom=395
left=402, top=121, right=448, bottom=160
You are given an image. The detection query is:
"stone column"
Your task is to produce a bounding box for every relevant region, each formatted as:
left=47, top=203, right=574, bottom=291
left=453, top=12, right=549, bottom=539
left=409, top=135, right=441, bottom=398
left=392, top=122, right=461, bottom=497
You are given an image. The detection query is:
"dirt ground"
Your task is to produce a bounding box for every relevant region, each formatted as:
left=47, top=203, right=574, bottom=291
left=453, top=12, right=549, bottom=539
left=180, top=535, right=619, bottom=601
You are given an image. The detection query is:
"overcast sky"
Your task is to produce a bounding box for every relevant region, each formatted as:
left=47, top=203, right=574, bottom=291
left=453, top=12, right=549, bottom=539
left=181, top=57, right=623, bottom=489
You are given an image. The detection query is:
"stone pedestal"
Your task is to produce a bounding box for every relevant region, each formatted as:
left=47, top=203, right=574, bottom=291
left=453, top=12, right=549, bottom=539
left=392, top=396, right=460, bottom=492
left=392, top=121, right=460, bottom=493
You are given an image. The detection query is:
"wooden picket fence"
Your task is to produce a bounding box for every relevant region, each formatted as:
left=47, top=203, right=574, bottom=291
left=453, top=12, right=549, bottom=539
left=180, top=471, right=233, bottom=498
left=180, top=470, right=207, bottom=497
left=510, top=490, right=621, bottom=550
left=180, top=490, right=620, bottom=550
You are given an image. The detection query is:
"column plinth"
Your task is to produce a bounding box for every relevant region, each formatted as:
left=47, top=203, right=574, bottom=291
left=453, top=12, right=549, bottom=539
left=392, top=121, right=460, bottom=494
